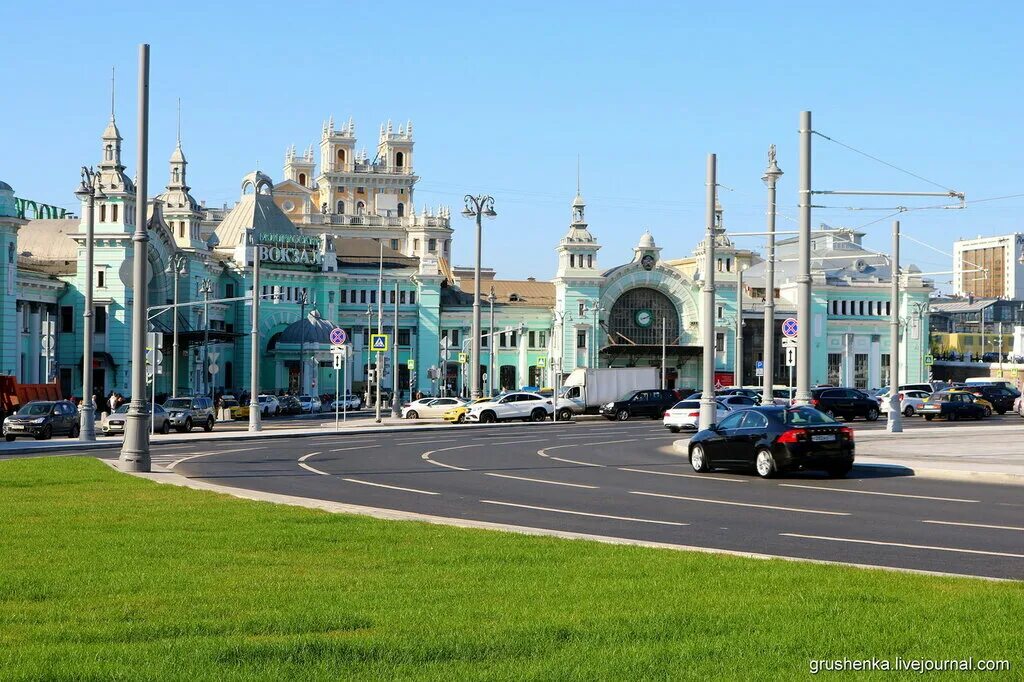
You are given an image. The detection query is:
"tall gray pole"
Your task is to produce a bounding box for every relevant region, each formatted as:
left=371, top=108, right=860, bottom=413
left=374, top=240, right=383, bottom=423
left=203, top=282, right=210, bottom=403
left=120, top=43, right=151, bottom=472
left=470, top=212, right=482, bottom=399
left=699, top=153, right=718, bottom=430
left=79, top=178, right=96, bottom=441
left=391, top=280, right=400, bottom=416
left=248, top=231, right=262, bottom=432
left=661, top=317, right=667, bottom=389
left=887, top=219, right=903, bottom=432
left=795, top=110, right=813, bottom=405
left=298, top=292, right=307, bottom=394
left=761, top=146, right=782, bottom=405
left=735, top=265, right=743, bottom=386
left=488, top=287, right=495, bottom=397
left=171, top=262, right=180, bottom=397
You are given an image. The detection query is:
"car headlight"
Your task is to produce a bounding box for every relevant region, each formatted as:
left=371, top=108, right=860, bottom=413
left=33, top=417, right=46, bottom=424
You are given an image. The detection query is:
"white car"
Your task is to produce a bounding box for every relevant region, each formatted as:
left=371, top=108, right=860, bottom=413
left=329, top=394, right=362, bottom=411
left=716, top=395, right=759, bottom=411
left=466, top=392, right=553, bottom=423
left=878, top=389, right=930, bottom=417
left=402, top=397, right=466, bottom=419
left=663, top=399, right=730, bottom=433
left=256, top=394, right=280, bottom=417
left=298, top=395, right=322, bottom=413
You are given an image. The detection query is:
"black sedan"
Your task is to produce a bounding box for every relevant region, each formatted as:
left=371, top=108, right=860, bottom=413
left=687, top=406, right=854, bottom=479
left=807, top=387, right=880, bottom=422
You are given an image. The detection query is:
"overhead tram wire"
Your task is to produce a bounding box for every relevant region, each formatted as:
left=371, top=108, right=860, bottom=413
left=811, top=130, right=957, bottom=193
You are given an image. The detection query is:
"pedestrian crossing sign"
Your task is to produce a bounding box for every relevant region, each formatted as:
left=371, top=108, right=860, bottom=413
left=537, top=357, right=547, bottom=368
left=370, top=334, right=390, bottom=352
left=458, top=352, right=467, bottom=364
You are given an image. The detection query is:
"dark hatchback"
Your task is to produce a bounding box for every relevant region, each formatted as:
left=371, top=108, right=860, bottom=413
left=688, top=406, right=854, bottom=478
left=918, top=390, right=987, bottom=421
left=806, top=387, right=880, bottom=422
left=3, top=400, right=80, bottom=441
left=964, top=385, right=1017, bottom=415
left=600, top=389, right=680, bottom=421
left=278, top=395, right=303, bottom=416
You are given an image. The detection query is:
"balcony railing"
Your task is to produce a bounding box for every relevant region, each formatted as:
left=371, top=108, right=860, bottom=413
left=295, top=213, right=450, bottom=229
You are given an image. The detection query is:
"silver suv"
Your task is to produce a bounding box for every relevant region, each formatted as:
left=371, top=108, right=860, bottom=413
left=162, top=396, right=215, bottom=432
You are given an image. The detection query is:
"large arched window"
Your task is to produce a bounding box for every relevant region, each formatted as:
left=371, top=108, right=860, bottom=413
left=607, top=288, right=680, bottom=346
left=397, top=202, right=405, bottom=217
left=337, top=149, right=345, bottom=162
left=356, top=201, right=365, bottom=215
left=336, top=200, right=345, bottom=214
left=105, top=144, right=113, bottom=161
left=298, top=173, right=306, bottom=186
left=395, top=151, right=405, bottom=168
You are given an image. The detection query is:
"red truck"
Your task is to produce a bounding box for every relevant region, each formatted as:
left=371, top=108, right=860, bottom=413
left=0, top=376, right=62, bottom=420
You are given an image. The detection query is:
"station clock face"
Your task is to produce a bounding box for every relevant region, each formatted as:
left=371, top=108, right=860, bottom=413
left=635, top=308, right=654, bottom=328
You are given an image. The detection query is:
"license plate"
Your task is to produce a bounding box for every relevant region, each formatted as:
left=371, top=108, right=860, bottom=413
left=9, top=425, right=23, bottom=431
left=811, top=434, right=835, bottom=442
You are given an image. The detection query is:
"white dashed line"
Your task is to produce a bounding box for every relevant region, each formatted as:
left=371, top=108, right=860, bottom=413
left=922, top=520, right=1024, bottom=532
left=537, top=444, right=607, bottom=468
left=778, top=483, right=978, bottom=503
left=420, top=443, right=484, bottom=471
left=780, top=533, right=1024, bottom=558
left=483, top=473, right=598, bottom=489
left=480, top=500, right=688, bottom=526
left=618, top=467, right=747, bottom=483
left=631, top=491, right=850, bottom=516
left=341, top=478, right=439, bottom=495
left=298, top=461, right=331, bottom=476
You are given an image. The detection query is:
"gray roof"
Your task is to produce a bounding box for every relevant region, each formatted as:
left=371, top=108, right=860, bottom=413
left=212, top=192, right=299, bottom=249
left=18, top=219, right=79, bottom=261
left=276, top=310, right=337, bottom=345
left=742, top=250, right=904, bottom=287
left=929, top=298, right=998, bottom=314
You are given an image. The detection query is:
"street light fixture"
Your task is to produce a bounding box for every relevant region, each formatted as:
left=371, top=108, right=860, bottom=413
left=761, top=145, right=783, bottom=405
left=166, top=254, right=187, bottom=397
left=487, top=285, right=496, bottom=397
left=74, top=166, right=105, bottom=441
left=582, top=300, right=605, bottom=368
left=197, top=278, right=213, bottom=404
left=461, top=194, right=497, bottom=399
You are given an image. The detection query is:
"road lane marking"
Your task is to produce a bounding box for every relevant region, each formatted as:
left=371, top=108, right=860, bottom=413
left=778, top=483, right=979, bottom=503
left=631, top=491, right=849, bottom=516
left=342, top=478, right=439, bottom=495
left=780, top=533, right=1024, bottom=559
left=537, top=444, right=607, bottom=468
left=483, top=473, right=599, bottom=489
left=618, top=467, right=747, bottom=483
left=397, top=438, right=460, bottom=445
left=922, top=520, right=1024, bottom=532
left=420, top=444, right=483, bottom=471
left=297, top=452, right=320, bottom=462
left=486, top=438, right=548, bottom=446
left=167, top=446, right=258, bottom=469
left=298, top=461, right=331, bottom=476
left=480, top=500, right=688, bottom=526
left=328, top=444, right=382, bottom=452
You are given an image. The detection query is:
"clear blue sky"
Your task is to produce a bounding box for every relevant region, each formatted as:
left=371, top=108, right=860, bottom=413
left=4, top=0, right=1023, bottom=292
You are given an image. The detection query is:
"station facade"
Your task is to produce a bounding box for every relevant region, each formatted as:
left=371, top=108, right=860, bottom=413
left=0, top=113, right=931, bottom=402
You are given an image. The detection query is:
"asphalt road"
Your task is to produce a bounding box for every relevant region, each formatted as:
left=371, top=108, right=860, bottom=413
left=45, top=418, right=1016, bottom=581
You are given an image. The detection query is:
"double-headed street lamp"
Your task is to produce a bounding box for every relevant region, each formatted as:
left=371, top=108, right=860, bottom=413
left=761, top=146, right=783, bottom=405
left=461, top=194, right=497, bottom=399
left=166, top=254, right=187, bottom=397
left=74, top=166, right=106, bottom=441
left=197, top=278, right=213, bottom=403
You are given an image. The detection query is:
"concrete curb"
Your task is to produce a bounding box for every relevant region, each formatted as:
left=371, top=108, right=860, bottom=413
left=2, top=419, right=577, bottom=456
left=102, top=460, right=1009, bottom=582
left=671, top=440, right=1024, bottom=486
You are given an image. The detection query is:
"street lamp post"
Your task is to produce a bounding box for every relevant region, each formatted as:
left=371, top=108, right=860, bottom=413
left=487, top=286, right=496, bottom=397
left=761, top=145, right=783, bottom=405
left=198, top=278, right=213, bottom=404
left=735, top=265, right=744, bottom=386
left=795, top=110, right=813, bottom=405
left=74, top=166, right=105, bottom=442
left=167, top=254, right=187, bottom=397
left=296, top=288, right=311, bottom=394
left=248, top=229, right=262, bottom=432
left=461, top=194, right=497, bottom=399
left=583, top=300, right=605, bottom=368
left=887, top=220, right=903, bottom=433
left=365, top=303, right=372, bottom=403
left=699, top=153, right=718, bottom=431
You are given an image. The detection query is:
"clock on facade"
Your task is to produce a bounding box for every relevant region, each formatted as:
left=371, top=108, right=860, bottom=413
left=634, top=308, right=654, bottom=328
left=641, top=254, right=655, bottom=270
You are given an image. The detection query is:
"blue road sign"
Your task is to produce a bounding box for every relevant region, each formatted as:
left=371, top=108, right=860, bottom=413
left=782, top=318, right=799, bottom=338
left=329, top=327, right=347, bottom=346
left=755, top=360, right=764, bottom=370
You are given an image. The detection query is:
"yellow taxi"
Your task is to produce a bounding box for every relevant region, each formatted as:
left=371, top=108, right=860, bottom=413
left=228, top=401, right=250, bottom=420
left=946, top=390, right=994, bottom=416
left=443, top=397, right=493, bottom=424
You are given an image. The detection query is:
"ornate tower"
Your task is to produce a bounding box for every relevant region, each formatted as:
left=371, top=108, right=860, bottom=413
left=93, top=105, right=136, bottom=232
left=553, top=190, right=603, bottom=373
left=284, top=144, right=316, bottom=189
left=160, top=127, right=203, bottom=249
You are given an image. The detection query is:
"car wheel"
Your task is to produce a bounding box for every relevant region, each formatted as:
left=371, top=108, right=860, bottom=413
left=925, top=415, right=934, bottom=421
left=826, top=463, right=852, bottom=478
left=184, top=418, right=193, bottom=433
left=69, top=424, right=80, bottom=438
left=36, top=425, right=52, bottom=441
left=755, top=448, right=777, bottom=479
left=902, top=406, right=915, bottom=417
left=616, top=409, right=630, bottom=421
left=983, top=406, right=992, bottom=417
left=668, top=425, right=680, bottom=434
left=530, top=408, right=546, bottom=422
left=690, top=444, right=710, bottom=473
left=204, top=418, right=214, bottom=432
left=557, top=408, right=573, bottom=421
left=865, top=407, right=879, bottom=422
left=161, top=420, right=170, bottom=434
left=456, top=414, right=466, bottom=424
left=406, top=410, right=418, bottom=419
left=480, top=411, right=496, bottom=424
left=4, top=435, right=15, bottom=442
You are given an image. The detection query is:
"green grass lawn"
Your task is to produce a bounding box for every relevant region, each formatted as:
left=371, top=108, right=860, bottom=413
left=0, top=457, right=1021, bottom=680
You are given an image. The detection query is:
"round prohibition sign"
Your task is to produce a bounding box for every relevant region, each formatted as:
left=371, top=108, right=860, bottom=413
left=330, top=327, right=348, bottom=345
left=781, top=318, right=799, bottom=338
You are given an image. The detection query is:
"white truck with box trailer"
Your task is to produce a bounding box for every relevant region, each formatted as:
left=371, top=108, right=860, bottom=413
left=555, top=367, right=662, bottom=418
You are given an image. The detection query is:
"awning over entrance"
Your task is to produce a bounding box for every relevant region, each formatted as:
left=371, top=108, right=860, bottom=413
left=599, top=344, right=703, bottom=362
left=74, top=352, right=119, bottom=369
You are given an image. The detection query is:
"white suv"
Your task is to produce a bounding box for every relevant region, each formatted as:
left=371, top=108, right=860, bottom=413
left=466, top=392, right=553, bottom=423
left=257, top=394, right=280, bottom=417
